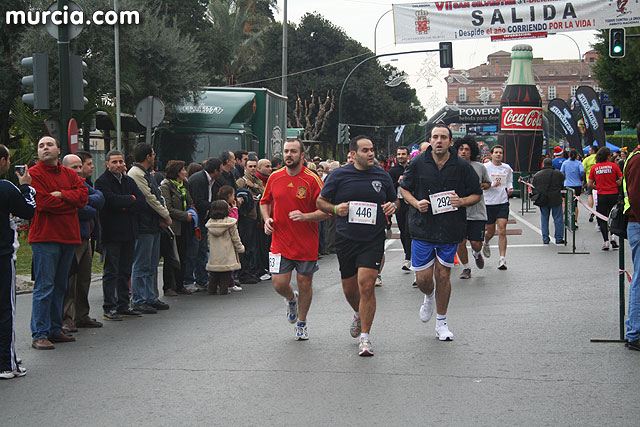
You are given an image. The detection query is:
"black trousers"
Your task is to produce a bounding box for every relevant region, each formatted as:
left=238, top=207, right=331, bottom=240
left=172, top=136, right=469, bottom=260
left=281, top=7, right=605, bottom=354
left=238, top=216, right=257, bottom=278
left=0, top=255, right=19, bottom=372
left=597, top=193, right=618, bottom=241
left=162, top=225, right=189, bottom=291
left=102, top=242, right=134, bottom=313
left=395, top=201, right=411, bottom=260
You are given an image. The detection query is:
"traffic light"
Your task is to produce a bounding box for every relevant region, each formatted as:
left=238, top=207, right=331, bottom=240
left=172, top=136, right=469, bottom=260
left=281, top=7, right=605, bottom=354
left=338, top=123, right=350, bottom=145
left=439, top=42, right=453, bottom=68
left=69, top=54, right=88, bottom=110
left=20, top=53, right=49, bottom=110
left=609, top=28, right=625, bottom=58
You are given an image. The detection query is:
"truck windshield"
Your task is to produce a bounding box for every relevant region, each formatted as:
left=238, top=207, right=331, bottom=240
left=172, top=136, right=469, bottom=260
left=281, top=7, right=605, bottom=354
left=154, top=131, right=242, bottom=167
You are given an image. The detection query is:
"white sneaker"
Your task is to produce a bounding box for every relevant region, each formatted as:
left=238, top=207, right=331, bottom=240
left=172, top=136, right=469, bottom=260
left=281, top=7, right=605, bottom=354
left=419, top=292, right=435, bottom=323
left=375, top=275, right=383, bottom=287
left=295, top=323, right=309, bottom=341
left=230, top=285, right=243, bottom=292
left=482, top=242, right=491, bottom=258
left=185, top=284, right=199, bottom=293
left=286, top=291, right=299, bottom=324
left=259, top=273, right=271, bottom=281
left=402, top=260, right=411, bottom=271
left=358, top=338, right=374, bottom=356
left=12, top=366, right=26, bottom=377
left=498, top=259, right=507, bottom=270
left=0, top=370, right=15, bottom=379
left=435, top=320, right=454, bottom=341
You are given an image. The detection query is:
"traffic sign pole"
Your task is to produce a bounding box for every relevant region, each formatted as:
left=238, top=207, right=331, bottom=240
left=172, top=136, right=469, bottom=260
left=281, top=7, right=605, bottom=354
left=58, top=0, right=71, bottom=156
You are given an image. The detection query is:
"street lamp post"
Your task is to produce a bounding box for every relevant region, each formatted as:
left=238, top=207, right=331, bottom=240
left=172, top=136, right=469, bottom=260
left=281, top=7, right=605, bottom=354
left=556, top=33, right=583, bottom=82
left=374, top=9, right=392, bottom=55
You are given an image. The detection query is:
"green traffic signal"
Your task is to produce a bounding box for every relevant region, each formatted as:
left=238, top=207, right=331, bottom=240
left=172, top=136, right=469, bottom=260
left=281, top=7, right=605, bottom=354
left=609, top=28, right=625, bottom=58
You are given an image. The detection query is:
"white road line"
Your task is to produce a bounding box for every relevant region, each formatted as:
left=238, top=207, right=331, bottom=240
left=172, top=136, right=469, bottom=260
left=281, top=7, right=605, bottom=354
left=509, top=208, right=542, bottom=236
left=384, top=238, right=396, bottom=250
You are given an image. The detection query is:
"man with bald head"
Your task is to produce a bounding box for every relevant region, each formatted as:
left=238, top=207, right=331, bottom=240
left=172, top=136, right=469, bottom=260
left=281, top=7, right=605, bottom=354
left=28, top=137, right=88, bottom=350
left=61, top=154, right=104, bottom=332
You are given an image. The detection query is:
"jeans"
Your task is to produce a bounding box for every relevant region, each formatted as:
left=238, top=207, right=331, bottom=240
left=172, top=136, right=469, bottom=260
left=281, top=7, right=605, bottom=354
left=625, top=222, right=640, bottom=342
left=30, top=242, right=76, bottom=339
left=102, top=241, right=134, bottom=313
left=539, top=204, right=564, bottom=243
left=131, top=233, right=161, bottom=306
left=184, top=232, right=208, bottom=286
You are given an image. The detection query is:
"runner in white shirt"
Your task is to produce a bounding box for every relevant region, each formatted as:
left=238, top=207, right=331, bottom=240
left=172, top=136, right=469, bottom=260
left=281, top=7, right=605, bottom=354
left=482, top=145, right=513, bottom=270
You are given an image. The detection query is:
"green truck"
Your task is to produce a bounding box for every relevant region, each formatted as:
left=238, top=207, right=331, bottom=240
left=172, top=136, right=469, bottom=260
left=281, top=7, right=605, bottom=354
left=153, top=87, right=287, bottom=167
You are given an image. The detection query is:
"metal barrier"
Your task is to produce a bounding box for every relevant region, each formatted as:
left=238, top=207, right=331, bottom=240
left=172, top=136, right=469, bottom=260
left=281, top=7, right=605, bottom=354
left=518, top=175, right=535, bottom=214
left=558, top=187, right=589, bottom=255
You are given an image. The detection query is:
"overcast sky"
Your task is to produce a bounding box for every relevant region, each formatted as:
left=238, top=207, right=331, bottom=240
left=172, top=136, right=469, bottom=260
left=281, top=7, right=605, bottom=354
left=275, top=0, right=598, bottom=115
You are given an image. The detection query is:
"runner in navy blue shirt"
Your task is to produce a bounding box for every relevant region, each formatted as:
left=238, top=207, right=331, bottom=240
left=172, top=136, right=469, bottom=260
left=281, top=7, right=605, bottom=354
left=317, top=135, right=397, bottom=357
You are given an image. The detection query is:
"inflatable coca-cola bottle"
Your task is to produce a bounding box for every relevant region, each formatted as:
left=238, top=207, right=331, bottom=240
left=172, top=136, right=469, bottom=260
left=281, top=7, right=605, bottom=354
left=498, top=44, right=543, bottom=172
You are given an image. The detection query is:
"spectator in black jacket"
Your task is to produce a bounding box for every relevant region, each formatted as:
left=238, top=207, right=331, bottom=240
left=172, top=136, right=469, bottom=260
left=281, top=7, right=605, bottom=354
left=532, top=158, right=566, bottom=245
left=217, top=151, right=238, bottom=190
left=185, top=158, right=222, bottom=291
left=388, top=146, right=411, bottom=270
left=94, top=150, right=146, bottom=320
left=232, top=150, right=248, bottom=180
left=0, top=144, right=35, bottom=379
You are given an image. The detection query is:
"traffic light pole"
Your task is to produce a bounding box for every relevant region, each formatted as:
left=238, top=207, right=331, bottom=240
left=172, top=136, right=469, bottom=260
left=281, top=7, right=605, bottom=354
left=337, top=48, right=444, bottom=162
left=58, top=0, right=71, bottom=156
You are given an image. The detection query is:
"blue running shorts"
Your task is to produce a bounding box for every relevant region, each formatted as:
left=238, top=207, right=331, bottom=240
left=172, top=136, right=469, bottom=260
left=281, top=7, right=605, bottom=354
left=410, top=240, right=458, bottom=270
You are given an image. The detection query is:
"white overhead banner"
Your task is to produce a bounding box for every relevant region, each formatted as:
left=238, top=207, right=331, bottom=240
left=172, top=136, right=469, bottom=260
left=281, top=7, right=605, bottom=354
left=393, top=1, right=640, bottom=43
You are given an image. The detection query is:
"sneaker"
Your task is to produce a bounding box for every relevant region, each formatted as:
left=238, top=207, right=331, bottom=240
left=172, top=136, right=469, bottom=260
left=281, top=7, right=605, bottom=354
left=435, top=320, right=454, bottom=341
left=402, top=260, right=411, bottom=271
left=412, top=281, right=418, bottom=288
left=150, top=300, right=169, bottom=311
left=474, top=253, right=484, bottom=269
left=196, top=283, right=208, bottom=292
left=132, top=304, right=157, bottom=314
left=375, top=275, right=383, bottom=287
left=259, top=273, right=271, bottom=281
left=286, top=291, right=299, bottom=324
left=116, top=308, right=142, bottom=317
left=295, top=323, right=309, bottom=341
left=103, top=310, right=124, bottom=321
left=358, top=338, right=374, bottom=357
left=350, top=315, right=361, bottom=338
left=627, top=340, right=640, bottom=351
left=498, top=259, right=507, bottom=270
left=459, top=268, right=471, bottom=279
left=589, top=213, right=594, bottom=222
left=230, top=285, right=243, bottom=292
left=419, top=293, right=435, bottom=323
left=610, top=240, right=619, bottom=249
left=0, top=370, right=15, bottom=379
left=12, top=366, right=26, bottom=378
left=185, top=284, right=200, bottom=293
left=602, top=241, right=610, bottom=251
left=482, top=242, right=491, bottom=258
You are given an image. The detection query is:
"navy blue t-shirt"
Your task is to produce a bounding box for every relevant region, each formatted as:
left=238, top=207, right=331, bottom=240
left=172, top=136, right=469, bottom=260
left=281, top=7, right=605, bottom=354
left=321, top=164, right=396, bottom=242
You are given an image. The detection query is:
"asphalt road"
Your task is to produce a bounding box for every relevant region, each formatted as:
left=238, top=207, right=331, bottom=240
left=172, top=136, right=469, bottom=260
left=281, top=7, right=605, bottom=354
left=2, top=202, right=639, bottom=426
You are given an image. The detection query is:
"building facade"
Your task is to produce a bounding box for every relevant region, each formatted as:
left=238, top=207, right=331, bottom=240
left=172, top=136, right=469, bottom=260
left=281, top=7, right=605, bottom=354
left=446, top=50, right=599, bottom=107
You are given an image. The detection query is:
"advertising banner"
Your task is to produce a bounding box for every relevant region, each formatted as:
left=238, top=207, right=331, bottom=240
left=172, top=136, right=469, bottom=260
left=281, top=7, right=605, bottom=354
left=548, top=98, right=582, bottom=150
left=393, top=1, right=640, bottom=44
left=575, top=86, right=606, bottom=148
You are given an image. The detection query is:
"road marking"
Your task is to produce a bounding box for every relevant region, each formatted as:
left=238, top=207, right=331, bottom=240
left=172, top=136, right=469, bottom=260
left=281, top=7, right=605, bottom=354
left=385, top=238, right=396, bottom=250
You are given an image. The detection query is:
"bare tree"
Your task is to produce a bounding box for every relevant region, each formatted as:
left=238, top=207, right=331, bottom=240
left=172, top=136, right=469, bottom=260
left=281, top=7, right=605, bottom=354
left=291, top=90, right=335, bottom=142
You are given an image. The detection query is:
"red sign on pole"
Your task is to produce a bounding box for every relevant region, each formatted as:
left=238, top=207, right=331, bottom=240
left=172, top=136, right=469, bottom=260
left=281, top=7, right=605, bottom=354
left=68, top=118, right=79, bottom=153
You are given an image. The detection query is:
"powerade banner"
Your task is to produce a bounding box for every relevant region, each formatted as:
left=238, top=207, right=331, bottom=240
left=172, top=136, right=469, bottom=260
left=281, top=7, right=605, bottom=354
left=575, top=86, right=605, bottom=148
left=393, top=1, right=640, bottom=43
left=426, top=105, right=500, bottom=131
left=548, top=98, right=582, bottom=150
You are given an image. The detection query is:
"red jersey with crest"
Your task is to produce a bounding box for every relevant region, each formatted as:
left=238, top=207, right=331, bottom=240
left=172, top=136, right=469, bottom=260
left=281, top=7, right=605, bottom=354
left=261, top=165, right=323, bottom=261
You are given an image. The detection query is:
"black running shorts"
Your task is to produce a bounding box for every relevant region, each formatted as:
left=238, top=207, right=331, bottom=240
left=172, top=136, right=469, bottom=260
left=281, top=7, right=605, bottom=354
left=336, top=235, right=385, bottom=279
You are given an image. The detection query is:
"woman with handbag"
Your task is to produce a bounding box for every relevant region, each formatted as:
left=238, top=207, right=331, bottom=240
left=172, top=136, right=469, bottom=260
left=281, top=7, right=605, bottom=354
left=588, top=147, right=623, bottom=250
left=160, top=160, right=196, bottom=295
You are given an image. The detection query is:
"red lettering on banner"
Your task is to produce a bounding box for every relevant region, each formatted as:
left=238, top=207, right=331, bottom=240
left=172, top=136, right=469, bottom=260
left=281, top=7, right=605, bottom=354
left=501, top=107, right=543, bottom=131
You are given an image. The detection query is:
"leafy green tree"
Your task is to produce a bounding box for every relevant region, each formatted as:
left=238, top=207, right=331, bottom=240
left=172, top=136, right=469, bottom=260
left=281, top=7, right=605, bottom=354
left=593, top=27, right=640, bottom=126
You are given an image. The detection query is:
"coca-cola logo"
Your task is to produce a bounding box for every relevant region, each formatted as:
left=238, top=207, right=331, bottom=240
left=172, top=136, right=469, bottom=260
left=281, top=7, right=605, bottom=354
left=501, top=107, right=543, bottom=131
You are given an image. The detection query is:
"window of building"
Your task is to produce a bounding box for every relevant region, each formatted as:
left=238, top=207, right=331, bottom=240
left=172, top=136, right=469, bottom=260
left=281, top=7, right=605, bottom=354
left=459, top=87, right=467, bottom=101
left=549, top=70, right=556, bottom=76
left=571, top=69, right=578, bottom=75
left=589, top=57, right=595, bottom=63
left=571, top=85, right=578, bottom=97
left=548, top=86, right=556, bottom=99
left=503, top=71, right=509, bottom=77
left=594, top=84, right=601, bottom=93
left=482, top=71, right=488, bottom=77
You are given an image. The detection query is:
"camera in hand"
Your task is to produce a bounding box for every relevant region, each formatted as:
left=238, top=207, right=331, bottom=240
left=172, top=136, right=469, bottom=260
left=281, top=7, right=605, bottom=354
left=14, top=165, right=26, bottom=175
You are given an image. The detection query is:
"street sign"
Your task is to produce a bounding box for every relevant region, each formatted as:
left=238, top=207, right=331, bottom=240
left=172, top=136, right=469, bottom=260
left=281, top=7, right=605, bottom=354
left=136, top=96, right=165, bottom=128
left=68, top=118, right=79, bottom=153
left=45, top=1, right=83, bottom=40
left=44, top=118, right=60, bottom=145
left=600, top=92, right=622, bottom=131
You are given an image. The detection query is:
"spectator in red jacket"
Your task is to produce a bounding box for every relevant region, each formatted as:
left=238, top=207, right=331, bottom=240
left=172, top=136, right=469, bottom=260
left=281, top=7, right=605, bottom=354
left=28, top=136, right=88, bottom=350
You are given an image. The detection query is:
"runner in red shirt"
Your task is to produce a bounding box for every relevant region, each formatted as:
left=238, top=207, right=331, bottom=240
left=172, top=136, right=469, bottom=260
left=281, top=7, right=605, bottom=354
left=260, top=140, right=328, bottom=341
left=588, top=147, right=622, bottom=250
